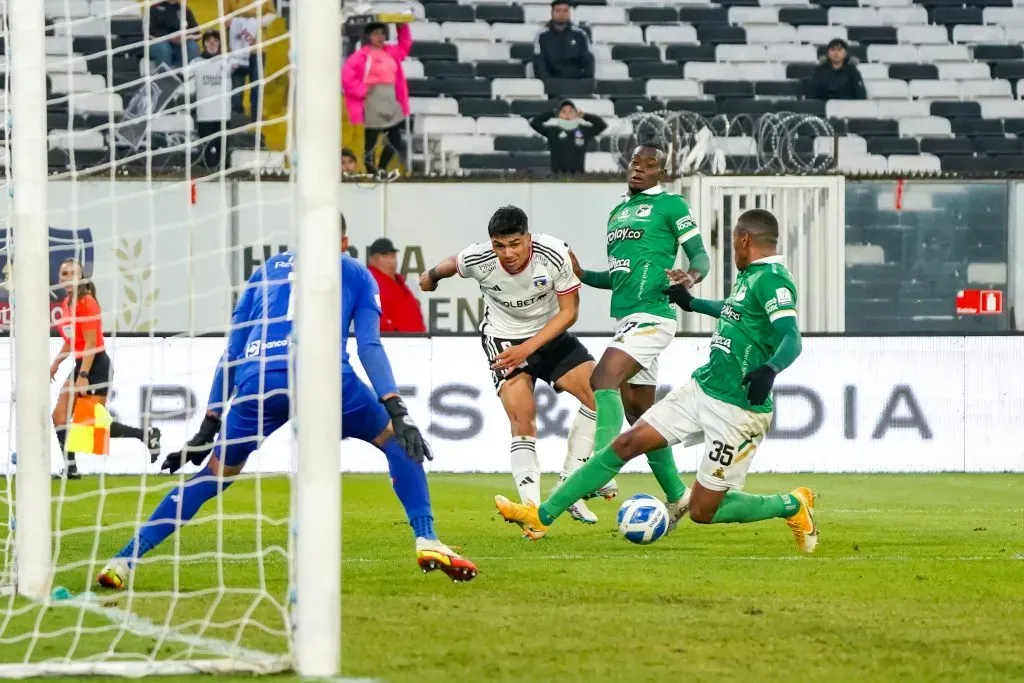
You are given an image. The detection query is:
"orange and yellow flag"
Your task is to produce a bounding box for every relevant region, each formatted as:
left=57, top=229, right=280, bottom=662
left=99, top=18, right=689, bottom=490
left=66, top=396, right=112, bottom=456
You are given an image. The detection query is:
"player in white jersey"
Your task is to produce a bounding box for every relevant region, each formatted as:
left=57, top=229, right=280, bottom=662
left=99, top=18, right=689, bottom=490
left=421, top=205, right=616, bottom=534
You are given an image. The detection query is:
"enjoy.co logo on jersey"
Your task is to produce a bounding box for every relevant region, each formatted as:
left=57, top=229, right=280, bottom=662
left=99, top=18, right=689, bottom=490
left=607, top=227, right=644, bottom=244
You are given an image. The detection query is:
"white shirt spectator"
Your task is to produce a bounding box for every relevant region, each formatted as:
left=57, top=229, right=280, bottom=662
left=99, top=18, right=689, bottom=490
left=188, top=56, right=232, bottom=123
left=227, top=11, right=276, bottom=66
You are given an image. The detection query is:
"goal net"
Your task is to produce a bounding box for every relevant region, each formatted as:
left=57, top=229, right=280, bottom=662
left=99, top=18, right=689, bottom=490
left=0, top=0, right=340, bottom=677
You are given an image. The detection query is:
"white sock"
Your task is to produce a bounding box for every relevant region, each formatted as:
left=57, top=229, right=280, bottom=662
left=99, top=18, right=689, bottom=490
left=561, top=406, right=597, bottom=479
left=510, top=436, right=541, bottom=506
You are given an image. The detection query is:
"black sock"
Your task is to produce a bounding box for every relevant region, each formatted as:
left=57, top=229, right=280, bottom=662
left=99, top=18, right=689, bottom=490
left=110, top=421, right=145, bottom=441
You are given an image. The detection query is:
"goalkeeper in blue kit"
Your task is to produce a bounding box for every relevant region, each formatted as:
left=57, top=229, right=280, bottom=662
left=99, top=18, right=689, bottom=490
left=98, top=216, right=478, bottom=588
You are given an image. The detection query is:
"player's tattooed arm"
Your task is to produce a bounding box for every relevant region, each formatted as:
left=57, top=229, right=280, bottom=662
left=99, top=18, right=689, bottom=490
left=419, top=255, right=458, bottom=292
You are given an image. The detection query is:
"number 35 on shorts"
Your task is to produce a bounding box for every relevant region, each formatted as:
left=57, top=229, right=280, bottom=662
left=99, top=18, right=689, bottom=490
left=701, top=435, right=763, bottom=490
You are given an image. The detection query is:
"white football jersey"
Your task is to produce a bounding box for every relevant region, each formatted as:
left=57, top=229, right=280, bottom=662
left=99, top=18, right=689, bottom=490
left=456, top=233, right=581, bottom=339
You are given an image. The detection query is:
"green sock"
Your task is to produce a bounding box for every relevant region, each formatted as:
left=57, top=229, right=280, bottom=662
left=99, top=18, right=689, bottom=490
left=646, top=447, right=687, bottom=503
left=593, top=389, right=625, bottom=455
left=710, top=491, right=800, bottom=524
left=539, top=445, right=625, bottom=525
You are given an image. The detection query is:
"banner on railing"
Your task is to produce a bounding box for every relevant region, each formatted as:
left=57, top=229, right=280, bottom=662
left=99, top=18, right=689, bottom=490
left=2, top=336, right=1020, bottom=476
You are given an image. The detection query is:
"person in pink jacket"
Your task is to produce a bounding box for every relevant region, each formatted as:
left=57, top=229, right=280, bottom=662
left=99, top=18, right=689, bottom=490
left=342, top=22, right=412, bottom=177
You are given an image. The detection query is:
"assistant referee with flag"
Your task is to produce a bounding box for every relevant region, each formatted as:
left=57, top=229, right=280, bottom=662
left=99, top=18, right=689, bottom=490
left=49, top=258, right=161, bottom=479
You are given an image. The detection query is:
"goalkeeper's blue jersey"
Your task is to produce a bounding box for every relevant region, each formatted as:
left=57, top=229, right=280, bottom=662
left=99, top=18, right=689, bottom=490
left=229, top=252, right=295, bottom=392
left=211, top=252, right=400, bottom=410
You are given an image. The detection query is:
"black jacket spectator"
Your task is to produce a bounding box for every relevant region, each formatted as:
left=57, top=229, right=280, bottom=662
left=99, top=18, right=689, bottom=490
left=533, top=22, right=594, bottom=80
left=148, top=0, right=198, bottom=39
left=530, top=101, right=607, bottom=174
left=807, top=40, right=867, bottom=101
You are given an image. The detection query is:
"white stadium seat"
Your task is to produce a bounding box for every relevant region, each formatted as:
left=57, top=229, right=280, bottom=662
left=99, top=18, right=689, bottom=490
left=826, top=100, right=879, bottom=119
left=646, top=79, right=701, bottom=99
left=865, top=79, right=910, bottom=99
left=476, top=117, right=534, bottom=136
left=491, top=78, right=545, bottom=100
left=898, top=117, right=952, bottom=137
left=645, top=25, right=699, bottom=44
left=888, top=154, right=941, bottom=173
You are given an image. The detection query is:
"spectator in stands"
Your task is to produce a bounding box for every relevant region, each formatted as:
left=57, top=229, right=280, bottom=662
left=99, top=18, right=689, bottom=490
left=147, top=0, right=201, bottom=69
left=227, top=0, right=277, bottom=121
left=367, top=238, right=426, bottom=333
left=342, top=22, right=413, bottom=179
left=530, top=99, right=607, bottom=174
left=342, top=148, right=358, bottom=176
left=533, top=1, right=594, bottom=80
left=807, top=38, right=867, bottom=101
left=191, top=31, right=232, bottom=169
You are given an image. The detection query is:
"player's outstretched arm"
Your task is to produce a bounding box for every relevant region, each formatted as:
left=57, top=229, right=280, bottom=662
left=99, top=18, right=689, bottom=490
left=569, top=248, right=612, bottom=290
left=663, top=283, right=725, bottom=318
left=162, top=268, right=262, bottom=474
left=492, top=289, right=581, bottom=373
left=419, top=255, right=458, bottom=292
left=354, top=276, right=432, bottom=463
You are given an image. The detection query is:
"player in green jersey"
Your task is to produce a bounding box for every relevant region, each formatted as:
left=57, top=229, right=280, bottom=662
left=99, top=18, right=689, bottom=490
left=496, top=208, right=819, bottom=553
left=567, top=142, right=709, bottom=517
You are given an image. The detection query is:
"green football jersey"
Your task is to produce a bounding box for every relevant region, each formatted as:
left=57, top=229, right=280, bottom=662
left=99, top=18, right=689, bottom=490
left=692, top=256, right=798, bottom=413
left=605, top=186, right=703, bottom=320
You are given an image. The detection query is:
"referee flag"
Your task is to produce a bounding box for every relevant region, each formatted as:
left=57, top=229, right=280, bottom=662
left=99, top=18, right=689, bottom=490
left=67, top=396, right=112, bottom=456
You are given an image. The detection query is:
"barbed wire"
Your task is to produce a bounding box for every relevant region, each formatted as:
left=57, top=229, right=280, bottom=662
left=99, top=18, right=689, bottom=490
left=613, top=111, right=836, bottom=175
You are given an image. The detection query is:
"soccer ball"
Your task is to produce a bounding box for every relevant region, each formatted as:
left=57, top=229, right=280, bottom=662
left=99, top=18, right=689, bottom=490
left=617, top=494, right=669, bottom=545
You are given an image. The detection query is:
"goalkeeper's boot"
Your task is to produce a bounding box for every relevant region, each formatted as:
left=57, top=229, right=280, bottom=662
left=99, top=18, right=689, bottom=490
left=555, top=476, right=598, bottom=524
left=666, top=488, right=692, bottom=535
left=785, top=487, right=819, bottom=554
left=146, top=426, right=162, bottom=463
left=494, top=495, right=548, bottom=540
left=415, top=538, right=478, bottom=583
left=583, top=478, right=619, bottom=501
left=96, top=558, right=131, bottom=590
left=65, top=460, right=81, bottom=481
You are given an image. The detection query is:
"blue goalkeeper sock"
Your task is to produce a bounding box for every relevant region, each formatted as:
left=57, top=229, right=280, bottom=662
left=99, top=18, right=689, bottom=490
left=381, top=437, right=435, bottom=540
left=115, top=465, right=231, bottom=568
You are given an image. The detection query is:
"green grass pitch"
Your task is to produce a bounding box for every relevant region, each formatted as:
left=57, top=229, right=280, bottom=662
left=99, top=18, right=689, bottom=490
left=1, top=473, right=1022, bottom=683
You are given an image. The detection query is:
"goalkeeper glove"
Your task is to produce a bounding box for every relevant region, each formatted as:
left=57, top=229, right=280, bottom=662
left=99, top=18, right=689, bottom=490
left=382, top=395, right=433, bottom=464
left=741, top=365, right=777, bottom=406
left=161, top=413, right=221, bottom=474
left=663, top=284, right=695, bottom=312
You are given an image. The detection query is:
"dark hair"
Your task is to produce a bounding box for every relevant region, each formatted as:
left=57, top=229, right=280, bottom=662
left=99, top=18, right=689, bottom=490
left=633, top=141, right=668, bottom=168
left=60, top=257, right=98, bottom=302
left=550, top=0, right=570, bottom=7
left=364, top=21, right=387, bottom=37
left=487, top=205, right=529, bottom=238
left=340, top=212, right=348, bottom=236
left=201, top=29, right=221, bottom=44
left=341, top=148, right=356, bottom=162
left=736, top=208, right=779, bottom=244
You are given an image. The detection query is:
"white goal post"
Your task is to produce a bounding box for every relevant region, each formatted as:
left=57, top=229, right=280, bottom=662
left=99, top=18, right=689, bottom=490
left=0, top=0, right=340, bottom=677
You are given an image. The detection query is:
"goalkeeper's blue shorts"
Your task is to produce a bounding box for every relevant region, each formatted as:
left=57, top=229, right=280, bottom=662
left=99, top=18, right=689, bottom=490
left=218, top=366, right=392, bottom=468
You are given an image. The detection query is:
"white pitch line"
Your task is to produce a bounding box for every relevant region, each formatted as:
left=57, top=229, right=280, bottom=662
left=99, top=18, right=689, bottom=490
left=342, top=554, right=1023, bottom=564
